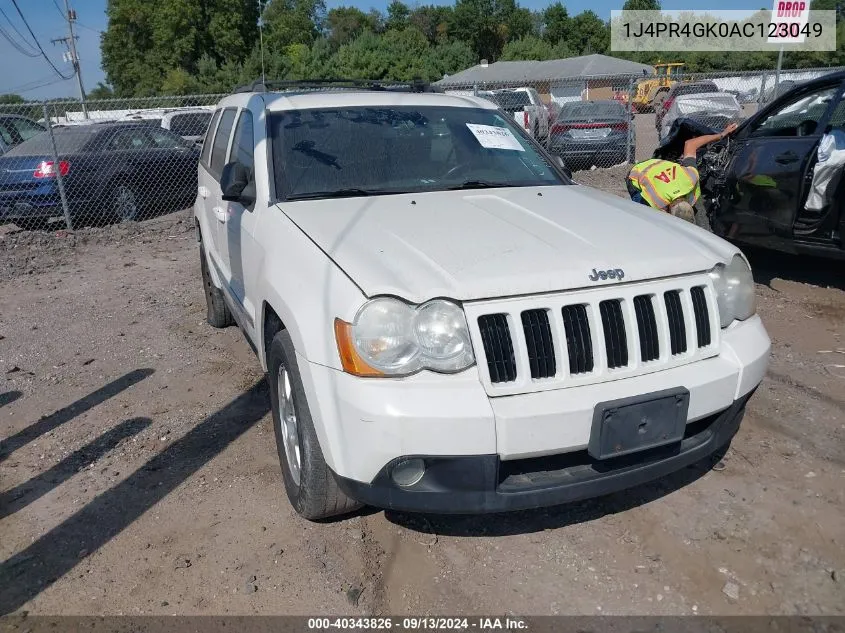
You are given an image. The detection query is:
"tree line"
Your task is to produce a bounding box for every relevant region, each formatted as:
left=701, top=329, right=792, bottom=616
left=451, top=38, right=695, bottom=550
left=3, top=0, right=843, bottom=102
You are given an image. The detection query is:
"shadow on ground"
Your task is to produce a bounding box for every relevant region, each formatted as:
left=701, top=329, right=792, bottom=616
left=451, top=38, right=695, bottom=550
left=0, top=380, right=270, bottom=615
left=747, top=247, right=845, bottom=291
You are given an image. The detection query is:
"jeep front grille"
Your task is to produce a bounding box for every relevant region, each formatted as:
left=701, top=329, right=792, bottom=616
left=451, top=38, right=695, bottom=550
left=477, top=313, right=517, bottom=383
left=466, top=275, right=720, bottom=395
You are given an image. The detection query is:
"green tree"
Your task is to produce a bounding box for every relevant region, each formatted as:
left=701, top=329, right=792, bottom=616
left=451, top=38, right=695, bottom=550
left=326, top=6, right=378, bottom=48
left=541, top=3, right=570, bottom=45
left=568, top=11, right=609, bottom=54
left=622, top=0, right=661, bottom=10
left=262, top=0, right=326, bottom=51
left=386, top=0, right=411, bottom=31
left=101, top=0, right=258, bottom=96
left=87, top=83, right=114, bottom=99
left=0, top=94, right=25, bottom=104
left=409, top=5, right=454, bottom=44
left=430, top=39, right=476, bottom=78
left=450, top=0, right=535, bottom=61
left=500, top=35, right=556, bottom=60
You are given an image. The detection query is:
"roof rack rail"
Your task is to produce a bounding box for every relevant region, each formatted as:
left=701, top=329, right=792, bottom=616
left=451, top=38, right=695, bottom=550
left=233, top=78, right=441, bottom=94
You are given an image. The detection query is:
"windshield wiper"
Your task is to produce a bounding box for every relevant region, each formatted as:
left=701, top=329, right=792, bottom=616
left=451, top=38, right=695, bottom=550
left=286, top=188, right=402, bottom=201
left=447, top=180, right=516, bottom=191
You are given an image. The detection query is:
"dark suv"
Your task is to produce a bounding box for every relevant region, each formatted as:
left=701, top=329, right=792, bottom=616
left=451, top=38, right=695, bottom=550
left=656, top=81, right=720, bottom=132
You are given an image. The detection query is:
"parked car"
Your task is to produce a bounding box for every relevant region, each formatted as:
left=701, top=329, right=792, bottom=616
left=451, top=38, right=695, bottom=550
left=121, top=107, right=214, bottom=147
left=725, top=88, right=758, bottom=104
left=659, top=92, right=742, bottom=141
left=0, top=122, right=199, bottom=228
left=0, top=114, right=45, bottom=155
left=480, top=87, right=550, bottom=140
left=655, top=81, right=720, bottom=133
left=656, top=71, right=845, bottom=260
left=195, top=79, right=770, bottom=520
left=547, top=100, right=634, bottom=169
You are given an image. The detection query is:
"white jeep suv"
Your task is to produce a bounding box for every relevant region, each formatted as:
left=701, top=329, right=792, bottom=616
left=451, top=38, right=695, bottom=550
left=195, top=80, right=770, bottom=520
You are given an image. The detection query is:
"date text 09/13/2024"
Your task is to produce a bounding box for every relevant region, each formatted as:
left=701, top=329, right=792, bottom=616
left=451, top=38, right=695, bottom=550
left=307, top=617, right=529, bottom=630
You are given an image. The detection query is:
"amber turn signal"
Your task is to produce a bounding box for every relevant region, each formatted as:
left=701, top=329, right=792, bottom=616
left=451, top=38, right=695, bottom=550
left=334, top=318, right=384, bottom=377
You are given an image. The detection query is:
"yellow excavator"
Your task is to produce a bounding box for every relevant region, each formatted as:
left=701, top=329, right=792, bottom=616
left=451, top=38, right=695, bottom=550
left=632, top=62, right=685, bottom=113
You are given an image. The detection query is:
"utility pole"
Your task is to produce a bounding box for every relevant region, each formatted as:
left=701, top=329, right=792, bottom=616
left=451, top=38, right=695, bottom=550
left=51, top=0, right=87, bottom=119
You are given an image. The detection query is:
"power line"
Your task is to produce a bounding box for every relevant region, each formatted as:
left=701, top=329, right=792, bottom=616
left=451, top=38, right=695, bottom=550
left=0, top=21, right=39, bottom=57
left=0, top=5, right=38, bottom=55
left=9, top=0, right=73, bottom=80
left=52, top=0, right=64, bottom=19
left=1, top=72, right=68, bottom=94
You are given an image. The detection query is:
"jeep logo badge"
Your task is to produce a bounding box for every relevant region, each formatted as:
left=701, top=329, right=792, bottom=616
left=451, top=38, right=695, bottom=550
left=589, top=268, right=625, bottom=282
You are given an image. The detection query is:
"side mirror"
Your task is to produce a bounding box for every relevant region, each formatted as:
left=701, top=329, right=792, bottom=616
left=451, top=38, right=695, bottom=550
left=554, top=155, right=572, bottom=179
left=221, top=161, right=255, bottom=206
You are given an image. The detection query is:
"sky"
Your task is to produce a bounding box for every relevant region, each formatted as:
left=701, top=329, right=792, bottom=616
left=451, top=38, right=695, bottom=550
left=0, top=0, right=762, bottom=100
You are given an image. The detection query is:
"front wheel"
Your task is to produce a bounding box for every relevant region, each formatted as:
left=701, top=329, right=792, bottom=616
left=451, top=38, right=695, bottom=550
left=268, top=330, right=362, bottom=520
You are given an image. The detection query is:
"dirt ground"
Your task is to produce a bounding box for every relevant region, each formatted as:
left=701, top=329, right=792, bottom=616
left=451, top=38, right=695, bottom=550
left=1, top=190, right=843, bottom=617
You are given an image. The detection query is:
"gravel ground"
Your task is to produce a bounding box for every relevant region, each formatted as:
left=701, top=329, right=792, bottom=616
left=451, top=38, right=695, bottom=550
left=1, top=188, right=843, bottom=617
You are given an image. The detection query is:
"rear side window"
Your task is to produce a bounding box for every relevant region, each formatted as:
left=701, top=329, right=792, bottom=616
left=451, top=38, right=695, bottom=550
left=200, top=110, right=221, bottom=165
left=149, top=128, right=186, bottom=149
left=229, top=110, right=254, bottom=171
left=170, top=112, right=212, bottom=137
left=9, top=117, right=44, bottom=141
left=210, top=108, right=236, bottom=174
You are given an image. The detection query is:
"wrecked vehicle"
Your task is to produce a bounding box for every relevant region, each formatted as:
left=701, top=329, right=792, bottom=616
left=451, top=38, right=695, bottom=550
left=656, top=71, right=845, bottom=260
left=197, top=79, right=770, bottom=520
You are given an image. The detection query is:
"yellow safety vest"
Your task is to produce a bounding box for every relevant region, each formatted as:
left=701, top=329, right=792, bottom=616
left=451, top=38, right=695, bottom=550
left=628, top=158, right=701, bottom=210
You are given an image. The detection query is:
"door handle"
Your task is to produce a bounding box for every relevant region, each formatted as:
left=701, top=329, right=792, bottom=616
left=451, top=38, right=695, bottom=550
left=775, top=152, right=799, bottom=164
left=213, top=206, right=227, bottom=223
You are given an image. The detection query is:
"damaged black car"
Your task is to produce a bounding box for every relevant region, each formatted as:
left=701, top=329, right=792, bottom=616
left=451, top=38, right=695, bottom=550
left=655, top=71, right=845, bottom=261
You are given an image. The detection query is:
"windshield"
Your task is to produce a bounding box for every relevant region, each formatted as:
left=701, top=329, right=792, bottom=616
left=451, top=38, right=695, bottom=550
left=269, top=105, right=567, bottom=201
left=559, top=102, right=625, bottom=120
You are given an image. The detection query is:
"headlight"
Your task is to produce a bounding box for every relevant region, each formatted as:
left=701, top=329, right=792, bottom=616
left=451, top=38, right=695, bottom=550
left=708, top=254, right=756, bottom=328
left=335, top=297, right=475, bottom=377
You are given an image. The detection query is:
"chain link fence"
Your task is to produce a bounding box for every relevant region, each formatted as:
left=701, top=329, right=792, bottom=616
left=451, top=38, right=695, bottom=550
left=1, top=65, right=844, bottom=231
left=438, top=65, right=845, bottom=171
left=0, top=95, right=224, bottom=230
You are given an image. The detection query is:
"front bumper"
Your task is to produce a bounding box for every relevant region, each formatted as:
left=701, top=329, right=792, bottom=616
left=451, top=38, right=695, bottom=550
left=334, top=393, right=749, bottom=513
left=297, top=315, right=769, bottom=513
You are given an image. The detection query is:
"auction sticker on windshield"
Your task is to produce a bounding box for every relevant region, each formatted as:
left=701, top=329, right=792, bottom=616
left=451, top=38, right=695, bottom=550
left=466, top=124, right=525, bottom=151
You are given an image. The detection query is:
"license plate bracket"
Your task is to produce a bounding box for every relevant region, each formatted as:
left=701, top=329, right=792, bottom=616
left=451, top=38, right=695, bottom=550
left=588, top=388, right=690, bottom=460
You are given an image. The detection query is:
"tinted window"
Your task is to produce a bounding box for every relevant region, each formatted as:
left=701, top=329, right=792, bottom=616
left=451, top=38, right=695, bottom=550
left=5, top=126, right=95, bottom=155
left=826, top=90, right=845, bottom=130
left=109, top=128, right=155, bottom=150
left=149, top=128, right=186, bottom=149
left=210, top=108, right=236, bottom=172
left=9, top=117, right=44, bottom=141
left=270, top=105, right=566, bottom=201
left=485, top=91, right=531, bottom=109
left=751, top=86, right=837, bottom=138
left=559, top=102, right=625, bottom=120
left=229, top=110, right=254, bottom=169
left=201, top=110, right=221, bottom=164
left=170, top=112, right=212, bottom=137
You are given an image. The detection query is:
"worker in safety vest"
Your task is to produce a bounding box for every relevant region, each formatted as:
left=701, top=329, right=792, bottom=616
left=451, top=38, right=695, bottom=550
left=627, top=123, right=739, bottom=223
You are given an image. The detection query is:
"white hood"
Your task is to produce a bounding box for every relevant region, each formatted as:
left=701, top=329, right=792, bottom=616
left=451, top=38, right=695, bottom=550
left=279, top=185, right=738, bottom=303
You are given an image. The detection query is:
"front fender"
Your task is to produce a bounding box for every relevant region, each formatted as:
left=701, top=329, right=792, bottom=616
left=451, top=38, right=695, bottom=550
left=255, top=207, right=368, bottom=372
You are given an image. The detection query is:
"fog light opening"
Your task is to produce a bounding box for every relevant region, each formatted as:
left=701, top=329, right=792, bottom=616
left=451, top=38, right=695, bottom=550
left=391, top=458, right=426, bottom=487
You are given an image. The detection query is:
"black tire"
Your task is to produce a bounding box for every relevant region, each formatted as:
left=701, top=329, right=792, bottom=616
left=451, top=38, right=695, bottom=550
left=111, top=182, right=140, bottom=222
left=199, top=243, right=233, bottom=328
left=268, top=330, right=363, bottom=520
